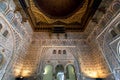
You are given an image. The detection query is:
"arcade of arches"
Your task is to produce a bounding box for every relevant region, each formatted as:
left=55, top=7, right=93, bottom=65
left=0, top=0, right=120, bottom=80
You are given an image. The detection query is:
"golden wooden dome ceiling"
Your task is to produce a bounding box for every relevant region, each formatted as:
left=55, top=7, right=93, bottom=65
left=34, top=0, right=84, bottom=18
left=28, top=0, right=102, bottom=32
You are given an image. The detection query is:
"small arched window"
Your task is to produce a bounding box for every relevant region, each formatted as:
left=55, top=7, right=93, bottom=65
left=0, top=23, right=2, bottom=30
left=63, top=50, right=66, bottom=54
left=53, top=50, right=56, bottom=54
left=58, top=50, right=61, bottom=54
left=3, top=30, right=8, bottom=37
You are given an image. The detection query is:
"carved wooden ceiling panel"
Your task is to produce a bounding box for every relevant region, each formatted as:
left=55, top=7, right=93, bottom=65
left=34, top=0, right=84, bottom=18
left=30, top=0, right=88, bottom=24
left=29, top=0, right=101, bottom=32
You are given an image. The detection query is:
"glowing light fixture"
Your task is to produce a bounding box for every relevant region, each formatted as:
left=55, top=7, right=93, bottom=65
left=21, top=70, right=31, bottom=77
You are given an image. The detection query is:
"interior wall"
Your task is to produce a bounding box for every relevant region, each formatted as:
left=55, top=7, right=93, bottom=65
left=0, top=0, right=120, bottom=80
left=87, top=0, right=120, bottom=79
left=25, top=32, right=86, bottom=80
left=0, top=0, right=33, bottom=80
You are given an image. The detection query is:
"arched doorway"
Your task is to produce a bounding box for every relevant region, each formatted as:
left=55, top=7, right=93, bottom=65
left=43, top=65, right=53, bottom=80
left=55, top=64, right=64, bottom=80
left=66, top=65, right=76, bottom=80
